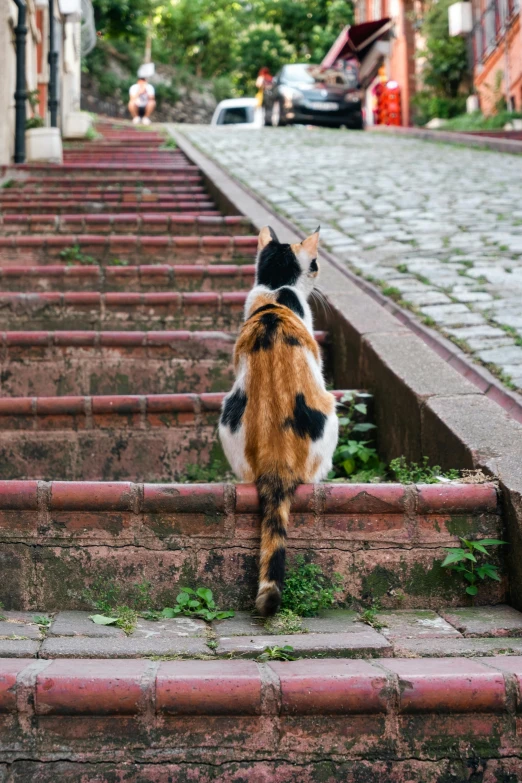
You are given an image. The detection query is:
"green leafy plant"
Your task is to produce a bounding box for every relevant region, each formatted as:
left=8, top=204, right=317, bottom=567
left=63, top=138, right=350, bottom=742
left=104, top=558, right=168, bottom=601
left=108, top=258, right=129, bottom=266
left=180, top=460, right=233, bottom=483
left=1, top=179, right=15, bottom=189
left=90, top=606, right=138, bottom=635
left=281, top=556, right=342, bottom=617
left=162, top=587, right=234, bottom=622
left=257, top=645, right=296, bottom=662
left=328, top=392, right=383, bottom=480
left=161, top=136, right=177, bottom=149
left=59, top=245, right=97, bottom=265
left=390, top=456, right=460, bottom=484
left=358, top=603, right=386, bottom=630
left=441, top=538, right=507, bottom=597
left=25, top=116, right=45, bottom=130
left=33, top=615, right=51, bottom=628
left=0, top=600, right=5, bottom=621
left=264, top=608, right=304, bottom=635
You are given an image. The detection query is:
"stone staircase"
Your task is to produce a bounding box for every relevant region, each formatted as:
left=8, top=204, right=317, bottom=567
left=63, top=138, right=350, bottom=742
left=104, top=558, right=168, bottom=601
left=0, top=121, right=520, bottom=780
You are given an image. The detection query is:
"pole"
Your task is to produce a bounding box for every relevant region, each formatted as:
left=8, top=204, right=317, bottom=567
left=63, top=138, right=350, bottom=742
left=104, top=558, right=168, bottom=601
left=13, top=0, right=27, bottom=164
left=48, top=0, right=59, bottom=126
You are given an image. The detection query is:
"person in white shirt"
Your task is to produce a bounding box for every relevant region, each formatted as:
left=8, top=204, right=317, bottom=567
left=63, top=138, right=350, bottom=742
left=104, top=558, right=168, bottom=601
left=128, top=77, right=156, bottom=125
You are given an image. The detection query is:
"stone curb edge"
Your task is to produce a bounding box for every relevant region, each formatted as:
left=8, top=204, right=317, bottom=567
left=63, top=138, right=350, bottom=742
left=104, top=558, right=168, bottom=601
left=0, top=657, right=520, bottom=716
left=369, top=125, right=522, bottom=155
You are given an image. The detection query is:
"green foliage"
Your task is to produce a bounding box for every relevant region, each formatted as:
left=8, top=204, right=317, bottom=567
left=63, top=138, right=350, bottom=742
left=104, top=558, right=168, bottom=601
left=441, top=538, right=507, bottom=598
left=1, top=180, right=15, bottom=189
left=390, top=456, right=459, bottom=484
left=180, top=460, right=232, bottom=483
left=413, top=0, right=469, bottom=125
left=90, top=607, right=138, bottom=635
left=160, top=136, right=177, bottom=149
left=85, top=578, right=154, bottom=614
left=358, top=604, right=386, bottom=630
left=33, top=615, right=51, bottom=628
left=257, top=645, right=296, bottom=661
left=441, top=110, right=522, bottom=132
left=281, top=555, right=342, bottom=617
left=59, top=245, right=97, bottom=265
left=26, top=116, right=45, bottom=130
left=85, top=0, right=355, bottom=99
left=264, top=609, right=304, bottom=635
left=162, top=587, right=234, bottom=622
left=328, top=392, right=383, bottom=480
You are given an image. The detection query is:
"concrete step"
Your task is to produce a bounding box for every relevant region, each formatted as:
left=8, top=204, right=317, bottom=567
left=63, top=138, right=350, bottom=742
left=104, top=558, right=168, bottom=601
left=0, top=480, right=502, bottom=610
left=0, top=387, right=352, bottom=481
left=0, top=329, right=328, bottom=396
left=15, top=163, right=200, bottom=174
left=2, top=175, right=204, bottom=188
left=0, top=291, right=247, bottom=330
left=0, top=235, right=257, bottom=265
left=0, top=263, right=256, bottom=292
left=0, top=214, right=253, bottom=236
left=4, top=605, right=522, bottom=659
left=0, top=186, right=207, bottom=198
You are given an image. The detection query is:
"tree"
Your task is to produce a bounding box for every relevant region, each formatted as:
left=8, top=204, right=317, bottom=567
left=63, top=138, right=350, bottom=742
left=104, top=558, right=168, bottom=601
left=234, top=22, right=297, bottom=92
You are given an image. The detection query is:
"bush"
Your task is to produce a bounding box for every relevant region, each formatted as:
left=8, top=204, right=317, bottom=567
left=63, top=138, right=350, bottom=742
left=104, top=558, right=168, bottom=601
left=412, top=91, right=466, bottom=126
left=442, top=110, right=522, bottom=132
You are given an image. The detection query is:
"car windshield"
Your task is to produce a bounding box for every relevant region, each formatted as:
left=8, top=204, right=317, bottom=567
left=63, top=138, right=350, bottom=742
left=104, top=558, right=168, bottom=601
left=217, top=106, right=254, bottom=125
left=283, top=63, right=358, bottom=89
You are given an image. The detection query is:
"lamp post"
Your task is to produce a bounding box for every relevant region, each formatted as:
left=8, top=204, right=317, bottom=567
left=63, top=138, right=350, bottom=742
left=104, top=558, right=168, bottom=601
left=13, top=0, right=27, bottom=163
left=48, top=0, right=59, bottom=126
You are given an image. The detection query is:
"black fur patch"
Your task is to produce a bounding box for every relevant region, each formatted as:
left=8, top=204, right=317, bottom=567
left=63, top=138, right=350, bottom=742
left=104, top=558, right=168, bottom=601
left=221, top=388, right=247, bottom=433
left=264, top=515, right=288, bottom=539
left=249, top=303, right=278, bottom=320
left=284, top=393, right=327, bottom=441
left=284, top=335, right=301, bottom=347
left=276, top=287, right=305, bottom=318
left=252, top=311, right=280, bottom=352
left=257, top=242, right=302, bottom=290
left=267, top=546, right=286, bottom=590
left=309, top=258, right=318, bottom=273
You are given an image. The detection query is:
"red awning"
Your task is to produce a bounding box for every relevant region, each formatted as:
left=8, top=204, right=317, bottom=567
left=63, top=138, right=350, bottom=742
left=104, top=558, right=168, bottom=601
left=321, top=18, right=392, bottom=69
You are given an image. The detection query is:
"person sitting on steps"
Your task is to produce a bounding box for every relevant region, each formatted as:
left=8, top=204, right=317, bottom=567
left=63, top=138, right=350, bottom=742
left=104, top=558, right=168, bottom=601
left=128, top=76, right=156, bottom=125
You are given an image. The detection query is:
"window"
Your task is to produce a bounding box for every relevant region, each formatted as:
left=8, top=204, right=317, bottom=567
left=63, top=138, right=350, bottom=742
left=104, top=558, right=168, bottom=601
left=217, top=107, right=254, bottom=125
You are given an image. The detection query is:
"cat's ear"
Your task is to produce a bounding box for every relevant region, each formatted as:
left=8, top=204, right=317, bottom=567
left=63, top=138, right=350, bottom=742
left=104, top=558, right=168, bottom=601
left=301, top=226, right=320, bottom=258
left=258, top=226, right=278, bottom=251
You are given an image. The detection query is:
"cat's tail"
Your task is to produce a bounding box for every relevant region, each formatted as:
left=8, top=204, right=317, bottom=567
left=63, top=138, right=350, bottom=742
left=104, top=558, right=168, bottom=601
left=255, top=473, right=298, bottom=617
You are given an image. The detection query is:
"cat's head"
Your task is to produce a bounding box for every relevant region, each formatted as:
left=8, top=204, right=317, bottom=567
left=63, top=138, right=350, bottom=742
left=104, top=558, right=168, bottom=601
left=256, top=226, right=320, bottom=298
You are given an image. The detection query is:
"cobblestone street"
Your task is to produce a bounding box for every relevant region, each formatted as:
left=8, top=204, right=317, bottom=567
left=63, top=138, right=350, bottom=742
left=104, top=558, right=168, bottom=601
left=181, top=126, right=522, bottom=393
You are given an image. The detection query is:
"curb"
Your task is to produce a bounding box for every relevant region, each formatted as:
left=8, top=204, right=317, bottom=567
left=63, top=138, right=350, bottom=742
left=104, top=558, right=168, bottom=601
left=369, top=125, right=522, bottom=155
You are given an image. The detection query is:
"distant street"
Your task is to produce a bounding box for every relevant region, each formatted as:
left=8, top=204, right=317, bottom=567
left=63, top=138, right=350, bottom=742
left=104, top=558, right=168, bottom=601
left=182, top=126, right=522, bottom=393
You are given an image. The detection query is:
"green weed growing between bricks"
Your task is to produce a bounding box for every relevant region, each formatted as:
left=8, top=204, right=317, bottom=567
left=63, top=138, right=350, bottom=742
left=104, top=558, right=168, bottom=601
left=441, top=538, right=507, bottom=600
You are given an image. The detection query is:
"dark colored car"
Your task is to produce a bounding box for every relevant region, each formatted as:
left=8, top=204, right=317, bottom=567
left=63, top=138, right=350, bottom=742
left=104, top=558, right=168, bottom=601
left=263, top=62, right=363, bottom=129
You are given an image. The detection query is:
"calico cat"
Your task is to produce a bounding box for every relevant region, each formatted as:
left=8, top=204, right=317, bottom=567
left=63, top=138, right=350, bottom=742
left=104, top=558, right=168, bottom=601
left=219, top=226, right=339, bottom=616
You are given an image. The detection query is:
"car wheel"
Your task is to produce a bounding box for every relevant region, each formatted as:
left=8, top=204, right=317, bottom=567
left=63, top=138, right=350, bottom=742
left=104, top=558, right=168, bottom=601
left=271, top=101, right=285, bottom=127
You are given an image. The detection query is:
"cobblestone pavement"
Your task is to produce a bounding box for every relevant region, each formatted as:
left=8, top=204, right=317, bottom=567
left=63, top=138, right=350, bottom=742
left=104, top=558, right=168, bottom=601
left=181, top=126, right=522, bottom=394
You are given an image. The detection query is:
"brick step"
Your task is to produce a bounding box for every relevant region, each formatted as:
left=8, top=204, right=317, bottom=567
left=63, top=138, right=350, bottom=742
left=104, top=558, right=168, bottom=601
left=0, top=201, right=218, bottom=215
left=0, top=187, right=208, bottom=199
left=3, top=176, right=203, bottom=189
left=0, top=389, right=352, bottom=482
left=0, top=235, right=257, bottom=264
left=0, top=329, right=328, bottom=396
left=0, top=214, right=253, bottom=237
left=0, top=263, right=256, bottom=292
left=62, top=152, right=188, bottom=161
left=0, top=480, right=502, bottom=610
left=3, top=655, right=522, bottom=779
left=15, top=163, right=200, bottom=175
left=0, top=290, right=247, bottom=330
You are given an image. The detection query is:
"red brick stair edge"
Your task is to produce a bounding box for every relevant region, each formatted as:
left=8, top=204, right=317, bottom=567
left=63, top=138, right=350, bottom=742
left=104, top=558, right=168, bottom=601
left=0, top=480, right=498, bottom=514
left=0, top=657, right=518, bottom=716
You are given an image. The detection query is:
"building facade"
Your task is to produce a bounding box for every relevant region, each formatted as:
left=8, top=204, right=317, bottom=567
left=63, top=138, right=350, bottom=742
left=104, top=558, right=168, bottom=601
left=354, top=0, right=421, bottom=126
left=472, top=0, right=522, bottom=113
left=0, top=0, right=84, bottom=166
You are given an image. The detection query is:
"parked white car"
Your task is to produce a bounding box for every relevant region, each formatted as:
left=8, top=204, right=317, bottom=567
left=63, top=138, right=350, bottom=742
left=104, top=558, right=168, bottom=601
left=210, top=98, right=263, bottom=128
